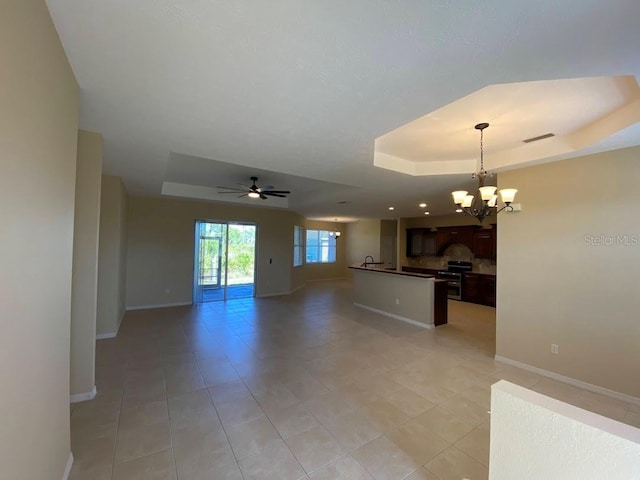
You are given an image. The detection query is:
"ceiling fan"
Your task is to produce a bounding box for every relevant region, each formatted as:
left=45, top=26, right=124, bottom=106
left=216, top=176, right=291, bottom=200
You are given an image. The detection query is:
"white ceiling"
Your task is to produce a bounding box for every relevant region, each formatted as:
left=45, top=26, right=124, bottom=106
left=45, top=0, right=640, bottom=219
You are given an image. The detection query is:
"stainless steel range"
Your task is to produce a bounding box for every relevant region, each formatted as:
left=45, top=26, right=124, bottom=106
left=437, top=261, right=473, bottom=300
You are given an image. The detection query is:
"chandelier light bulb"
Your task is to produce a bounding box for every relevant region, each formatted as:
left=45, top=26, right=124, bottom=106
left=499, top=188, right=518, bottom=204
left=479, top=186, right=497, bottom=201
left=449, top=123, right=520, bottom=222
left=452, top=191, right=468, bottom=205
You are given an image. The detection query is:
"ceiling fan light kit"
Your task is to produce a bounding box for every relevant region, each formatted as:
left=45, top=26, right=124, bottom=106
left=217, top=176, right=291, bottom=200
left=452, top=123, right=518, bottom=223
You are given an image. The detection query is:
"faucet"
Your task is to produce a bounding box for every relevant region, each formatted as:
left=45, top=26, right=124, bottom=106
left=361, top=255, right=375, bottom=267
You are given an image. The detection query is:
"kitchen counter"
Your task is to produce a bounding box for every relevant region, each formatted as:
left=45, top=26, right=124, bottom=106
left=349, top=265, right=448, bottom=328
left=350, top=264, right=437, bottom=279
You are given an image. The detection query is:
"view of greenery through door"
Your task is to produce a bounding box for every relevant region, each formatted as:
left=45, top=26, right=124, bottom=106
left=194, top=221, right=256, bottom=302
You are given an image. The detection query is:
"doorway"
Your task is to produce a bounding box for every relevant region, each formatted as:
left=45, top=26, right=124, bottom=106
left=194, top=221, right=256, bottom=302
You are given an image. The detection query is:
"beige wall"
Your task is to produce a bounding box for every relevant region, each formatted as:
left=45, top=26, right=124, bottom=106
left=126, top=196, right=303, bottom=306
left=497, top=146, right=640, bottom=399
left=0, top=1, right=79, bottom=478
left=97, top=176, right=128, bottom=335
left=70, top=131, right=103, bottom=397
left=301, top=219, right=348, bottom=281
left=346, top=220, right=382, bottom=272
left=380, top=220, right=397, bottom=268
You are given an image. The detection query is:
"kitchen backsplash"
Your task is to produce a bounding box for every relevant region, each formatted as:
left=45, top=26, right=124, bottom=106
left=406, top=242, right=497, bottom=274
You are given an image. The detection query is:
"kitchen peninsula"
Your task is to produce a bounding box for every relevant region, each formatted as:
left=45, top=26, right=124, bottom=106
left=349, top=265, right=448, bottom=328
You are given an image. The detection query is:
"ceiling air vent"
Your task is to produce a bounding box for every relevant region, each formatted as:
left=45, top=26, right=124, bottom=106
left=523, top=132, right=555, bottom=143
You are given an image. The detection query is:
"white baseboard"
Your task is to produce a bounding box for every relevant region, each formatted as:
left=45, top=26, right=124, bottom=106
left=62, top=452, right=73, bottom=480
left=354, top=303, right=434, bottom=329
left=126, top=301, right=192, bottom=311
left=257, top=291, right=291, bottom=298
left=495, top=355, right=640, bottom=407
left=96, top=332, right=116, bottom=340
left=96, top=312, right=123, bottom=340
left=306, top=276, right=347, bottom=283
left=70, top=385, right=97, bottom=404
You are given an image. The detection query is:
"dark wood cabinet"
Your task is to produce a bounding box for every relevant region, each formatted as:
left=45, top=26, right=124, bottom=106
left=406, top=229, right=436, bottom=257
left=462, top=272, right=496, bottom=307
left=436, top=226, right=475, bottom=254
left=473, top=227, right=496, bottom=259
left=407, top=225, right=496, bottom=259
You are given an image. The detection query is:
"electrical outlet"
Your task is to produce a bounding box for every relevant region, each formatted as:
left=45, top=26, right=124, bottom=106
left=551, top=344, right=559, bottom=355
left=395, top=298, right=400, bottom=305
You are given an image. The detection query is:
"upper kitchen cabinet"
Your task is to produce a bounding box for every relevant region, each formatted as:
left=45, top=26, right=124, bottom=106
left=473, top=226, right=496, bottom=259
left=406, top=229, right=437, bottom=256
left=407, top=224, right=496, bottom=259
left=436, top=226, right=474, bottom=254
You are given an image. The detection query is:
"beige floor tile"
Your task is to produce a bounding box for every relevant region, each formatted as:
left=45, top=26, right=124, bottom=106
left=265, top=402, right=321, bottom=439
left=71, top=283, right=634, bottom=480
left=352, top=435, right=420, bottom=480
left=308, top=455, right=375, bottom=480
left=403, top=467, right=439, bottom=480
left=413, top=407, right=474, bottom=443
left=458, top=384, right=491, bottom=411
left=216, top=395, right=264, bottom=427
left=238, top=439, right=306, bottom=480
left=69, top=464, right=113, bottom=480
left=71, top=433, right=117, bottom=472
left=254, top=383, right=300, bottom=411
left=167, top=389, right=218, bottom=428
left=164, top=370, right=205, bottom=398
left=119, top=400, right=169, bottom=430
left=359, top=397, right=410, bottom=432
left=303, top=391, right=357, bottom=423
left=174, top=441, right=237, bottom=479
left=438, top=394, right=490, bottom=426
left=172, top=421, right=230, bottom=458
left=199, top=362, right=241, bottom=387
left=454, top=421, right=490, bottom=466
left=386, top=421, right=450, bottom=465
left=226, top=415, right=282, bottom=459
left=317, top=410, right=382, bottom=452
left=401, top=380, right=457, bottom=405
left=115, top=421, right=173, bottom=465
left=112, top=449, right=176, bottom=479
left=286, top=425, right=345, bottom=473
left=122, top=379, right=167, bottom=410
left=383, top=388, right=435, bottom=418
left=208, top=379, right=252, bottom=405
left=426, top=446, right=488, bottom=480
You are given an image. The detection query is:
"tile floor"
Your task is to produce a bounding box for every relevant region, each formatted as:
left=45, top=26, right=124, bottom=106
left=70, top=280, right=640, bottom=479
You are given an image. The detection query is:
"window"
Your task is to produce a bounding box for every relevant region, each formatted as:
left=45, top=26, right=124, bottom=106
left=306, top=229, right=336, bottom=263
left=293, top=225, right=304, bottom=267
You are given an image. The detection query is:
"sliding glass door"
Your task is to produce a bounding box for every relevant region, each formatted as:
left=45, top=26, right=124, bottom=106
left=194, top=220, right=256, bottom=302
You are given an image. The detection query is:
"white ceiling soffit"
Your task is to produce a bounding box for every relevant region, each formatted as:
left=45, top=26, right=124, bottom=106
left=45, top=0, right=640, bottom=218
left=162, top=153, right=359, bottom=211
left=375, top=76, right=640, bottom=176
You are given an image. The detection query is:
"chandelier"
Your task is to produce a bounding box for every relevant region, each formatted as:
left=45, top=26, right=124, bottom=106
left=452, top=122, right=518, bottom=223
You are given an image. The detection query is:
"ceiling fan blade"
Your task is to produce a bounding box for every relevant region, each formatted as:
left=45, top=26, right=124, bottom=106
left=237, top=183, right=252, bottom=189
left=218, top=190, right=247, bottom=194
left=263, top=192, right=287, bottom=198
left=217, top=186, right=247, bottom=192
left=260, top=185, right=274, bottom=191
left=260, top=193, right=268, bottom=200
left=263, top=190, right=290, bottom=195
left=237, top=193, right=248, bottom=198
